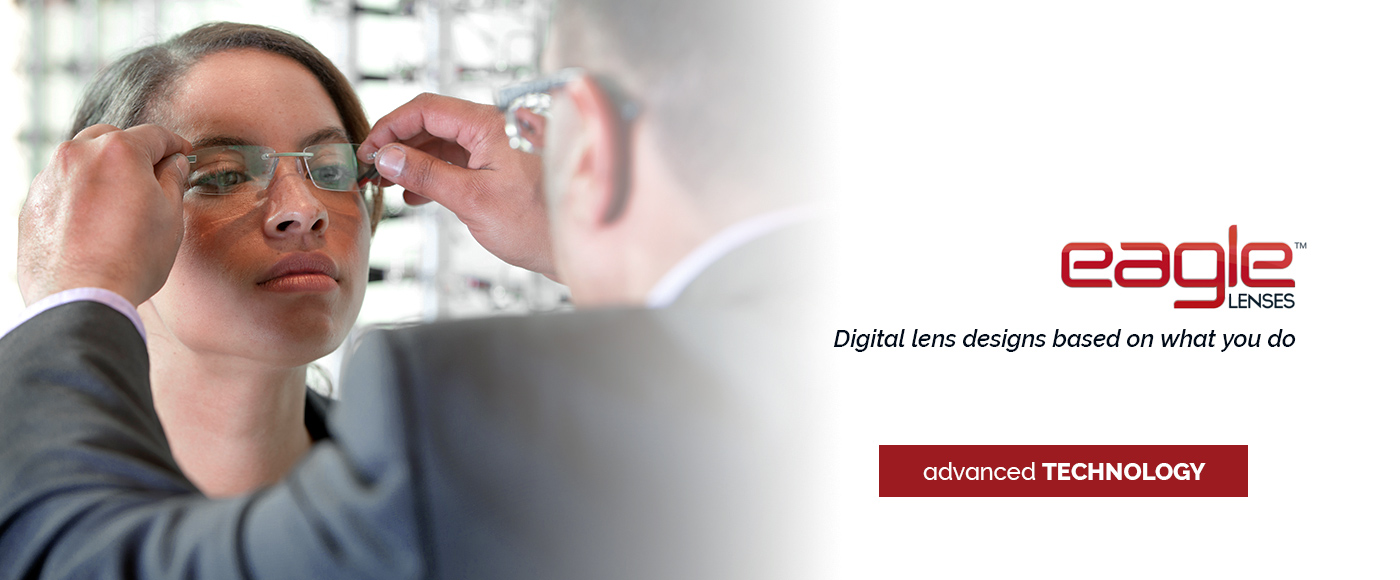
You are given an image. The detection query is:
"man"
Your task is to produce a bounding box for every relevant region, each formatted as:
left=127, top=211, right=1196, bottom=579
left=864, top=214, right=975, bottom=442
left=0, top=0, right=826, bottom=578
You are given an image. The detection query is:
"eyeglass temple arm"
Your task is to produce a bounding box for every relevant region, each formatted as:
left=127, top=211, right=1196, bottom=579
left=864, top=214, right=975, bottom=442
left=494, top=69, right=640, bottom=124
left=357, top=165, right=380, bottom=188
left=495, top=68, right=584, bottom=111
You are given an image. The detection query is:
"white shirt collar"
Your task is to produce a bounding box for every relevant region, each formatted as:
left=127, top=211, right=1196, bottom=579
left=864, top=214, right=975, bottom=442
left=645, top=205, right=817, bottom=309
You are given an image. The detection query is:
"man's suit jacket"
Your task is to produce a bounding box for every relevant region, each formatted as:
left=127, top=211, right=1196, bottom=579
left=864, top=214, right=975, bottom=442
left=0, top=226, right=824, bottom=579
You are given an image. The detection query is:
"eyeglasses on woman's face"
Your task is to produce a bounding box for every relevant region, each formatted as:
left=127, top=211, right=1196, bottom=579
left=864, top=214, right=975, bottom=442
left=185, top=143, right=377, bottom=195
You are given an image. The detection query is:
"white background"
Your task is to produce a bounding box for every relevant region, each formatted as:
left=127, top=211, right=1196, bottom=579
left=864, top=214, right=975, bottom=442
left=828, top=2, right=1397, bottom=577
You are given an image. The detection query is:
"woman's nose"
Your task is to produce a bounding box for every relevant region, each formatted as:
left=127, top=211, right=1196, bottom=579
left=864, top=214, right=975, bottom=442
left=263, top=170, right=329, bottom=238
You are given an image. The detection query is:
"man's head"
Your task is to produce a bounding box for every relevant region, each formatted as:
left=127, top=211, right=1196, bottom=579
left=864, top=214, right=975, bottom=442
left=534, top=0, right=815, bottom=305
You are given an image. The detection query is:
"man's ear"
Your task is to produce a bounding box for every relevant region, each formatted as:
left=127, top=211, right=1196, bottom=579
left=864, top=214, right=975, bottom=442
left=562, top=74, right=630, bottom=225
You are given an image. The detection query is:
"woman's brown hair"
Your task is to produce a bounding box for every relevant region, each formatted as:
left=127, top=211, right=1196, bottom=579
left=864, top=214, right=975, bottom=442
left=70, top=22, right=384, bottom=230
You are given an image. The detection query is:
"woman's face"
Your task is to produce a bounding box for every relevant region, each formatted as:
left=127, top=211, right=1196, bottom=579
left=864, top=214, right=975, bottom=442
left=144, top=49, right=369, bottom=366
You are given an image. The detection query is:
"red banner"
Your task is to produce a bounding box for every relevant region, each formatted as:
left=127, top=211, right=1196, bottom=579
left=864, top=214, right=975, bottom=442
left=880, top=445, right=1247, bottom=497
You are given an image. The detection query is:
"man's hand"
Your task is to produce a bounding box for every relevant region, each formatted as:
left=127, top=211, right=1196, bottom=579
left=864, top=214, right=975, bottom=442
left=359, top=93, right=555, bottom=278
left=18, top=124, right=191, bottom=307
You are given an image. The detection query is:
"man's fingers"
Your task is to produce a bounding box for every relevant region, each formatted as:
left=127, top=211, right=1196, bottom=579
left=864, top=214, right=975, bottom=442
left=357, top=93, right=551, bottom=276
left=401, top=190, right=433, bottom=206
left=122, top=124, right=194, bottom=166
left=360, top=94, right=441, bottom=160
left=374, top=143, right=479, bottom=208
left=153, top=152, right=191, bottom=201
left=71, top=123, right=120, bottom=141
left=19, top=124, right=191, bottom=307
left=360, top=93, right=504, bottom=163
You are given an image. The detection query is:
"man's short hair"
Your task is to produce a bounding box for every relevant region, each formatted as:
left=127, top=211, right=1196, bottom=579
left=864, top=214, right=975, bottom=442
left=552, top=0, right=816, bottom=207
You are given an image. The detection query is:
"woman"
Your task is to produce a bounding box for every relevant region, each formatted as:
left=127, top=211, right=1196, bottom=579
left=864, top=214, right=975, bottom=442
left=70, top=22, right=383, bottom=497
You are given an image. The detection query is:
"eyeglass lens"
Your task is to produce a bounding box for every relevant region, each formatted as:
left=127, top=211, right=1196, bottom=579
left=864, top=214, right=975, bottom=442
left=186, top=143, right=361, bottom=195
left=505, top=94, right=550, bottom=153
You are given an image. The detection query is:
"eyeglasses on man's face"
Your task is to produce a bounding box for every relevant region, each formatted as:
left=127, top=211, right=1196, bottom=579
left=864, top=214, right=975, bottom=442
left=494, top=67, right=641, bottom=154
left=184, top=143, right=376, bottom=195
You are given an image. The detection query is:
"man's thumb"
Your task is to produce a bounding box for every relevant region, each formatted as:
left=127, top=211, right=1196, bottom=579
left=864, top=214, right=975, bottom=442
left=374, top=144, right=463, bottom=205
left=155, top=152, right=190, bottom=199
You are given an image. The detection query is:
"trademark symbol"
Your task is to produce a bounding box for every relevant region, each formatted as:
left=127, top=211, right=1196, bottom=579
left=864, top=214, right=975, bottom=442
left=1295, top=242, right=1307, bottom=249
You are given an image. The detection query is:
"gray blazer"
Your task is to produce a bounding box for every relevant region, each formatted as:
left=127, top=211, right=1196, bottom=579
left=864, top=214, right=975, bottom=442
left=0, top=226, right=822, bottom=579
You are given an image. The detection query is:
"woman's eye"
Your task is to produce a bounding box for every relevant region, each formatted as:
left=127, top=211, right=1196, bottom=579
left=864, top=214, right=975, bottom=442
left=310, top=164, right=354, bottom=190
left=192, top=170, right=251, bottom=191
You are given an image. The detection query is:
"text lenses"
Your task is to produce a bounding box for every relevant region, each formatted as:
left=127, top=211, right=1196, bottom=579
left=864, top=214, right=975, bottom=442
left=505, top=93, right=550, bottom=153
left=187, top=146, right=275, bottom=195
left=304, top=143, right=359, bottom=192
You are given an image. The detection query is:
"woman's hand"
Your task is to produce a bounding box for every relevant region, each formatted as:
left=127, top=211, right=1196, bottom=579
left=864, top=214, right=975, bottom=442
left=18, top=124, right=192, bottom=307
left=359, top=93, right=554, bottom=279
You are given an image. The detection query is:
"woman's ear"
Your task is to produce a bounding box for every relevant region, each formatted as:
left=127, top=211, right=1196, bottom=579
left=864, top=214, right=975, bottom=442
left=560, top=74, right=630, bottom=226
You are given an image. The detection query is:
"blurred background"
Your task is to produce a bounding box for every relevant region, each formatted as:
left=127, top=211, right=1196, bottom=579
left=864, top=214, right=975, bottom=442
left=1, top=0, right=571, bottom=390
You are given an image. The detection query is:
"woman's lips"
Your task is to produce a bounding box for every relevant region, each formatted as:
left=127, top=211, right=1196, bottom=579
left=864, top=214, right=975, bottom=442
left=258, top=253, right=340, bottom=293
left=260, top=272, right=338, bottom=293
